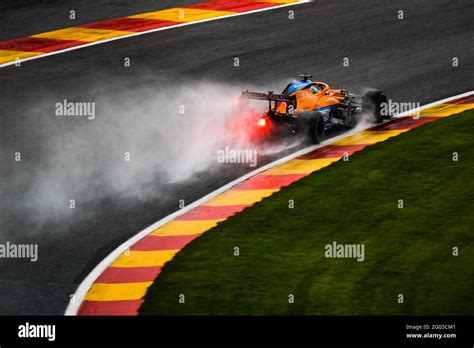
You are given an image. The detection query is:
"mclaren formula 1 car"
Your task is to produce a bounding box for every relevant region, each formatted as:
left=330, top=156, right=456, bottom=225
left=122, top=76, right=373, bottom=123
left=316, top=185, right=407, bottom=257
left=239, top=74, right=389, bottom=144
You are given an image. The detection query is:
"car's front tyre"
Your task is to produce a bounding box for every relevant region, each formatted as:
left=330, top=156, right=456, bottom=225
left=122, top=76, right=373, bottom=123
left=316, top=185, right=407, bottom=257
left=363, top=90, right=388, bottom=123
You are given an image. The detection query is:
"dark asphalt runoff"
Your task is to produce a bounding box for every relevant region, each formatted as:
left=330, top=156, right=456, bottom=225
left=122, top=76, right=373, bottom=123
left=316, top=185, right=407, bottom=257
left=0, top=0, right=473, bottom=314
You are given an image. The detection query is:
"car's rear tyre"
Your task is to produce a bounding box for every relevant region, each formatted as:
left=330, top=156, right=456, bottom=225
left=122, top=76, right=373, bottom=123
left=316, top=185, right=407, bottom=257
left=363, top=90, right=388, bottom=123
left=344, top=110, right=357, bottom=129
left=298, top=111, right=325, bottom=144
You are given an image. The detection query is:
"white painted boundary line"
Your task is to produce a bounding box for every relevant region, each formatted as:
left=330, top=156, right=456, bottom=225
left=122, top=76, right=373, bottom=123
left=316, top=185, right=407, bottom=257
left=65, top=90, right=473, bottom=315
left=0, top=1, right=310, bottom=69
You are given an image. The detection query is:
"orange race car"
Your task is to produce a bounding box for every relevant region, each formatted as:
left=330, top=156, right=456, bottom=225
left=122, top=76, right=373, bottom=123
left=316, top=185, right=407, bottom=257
left=240, top=74, right=389, bottom=144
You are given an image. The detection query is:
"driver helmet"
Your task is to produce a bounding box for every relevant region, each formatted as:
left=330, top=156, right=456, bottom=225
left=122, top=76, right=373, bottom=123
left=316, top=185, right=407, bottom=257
left=310, top=85, right=319, bottom=94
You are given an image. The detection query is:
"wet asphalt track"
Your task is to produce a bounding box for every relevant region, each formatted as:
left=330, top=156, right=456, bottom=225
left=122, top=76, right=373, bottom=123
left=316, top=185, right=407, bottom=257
left=0, top=0, right=473, bottom=314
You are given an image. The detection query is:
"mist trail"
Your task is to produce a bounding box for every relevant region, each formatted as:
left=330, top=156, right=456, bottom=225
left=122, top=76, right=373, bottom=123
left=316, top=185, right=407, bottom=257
left=0, top=80, right=300, bottom=231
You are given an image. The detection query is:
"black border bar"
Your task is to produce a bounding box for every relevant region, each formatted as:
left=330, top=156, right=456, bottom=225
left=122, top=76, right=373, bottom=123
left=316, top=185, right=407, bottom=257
left=0, top=316, right=473, bottom=346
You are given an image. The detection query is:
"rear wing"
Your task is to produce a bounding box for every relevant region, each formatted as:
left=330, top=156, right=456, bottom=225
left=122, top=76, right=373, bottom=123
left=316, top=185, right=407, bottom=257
left=240, top=90, right=291, bottom=112
left=241, top=90, right=290, bottom=102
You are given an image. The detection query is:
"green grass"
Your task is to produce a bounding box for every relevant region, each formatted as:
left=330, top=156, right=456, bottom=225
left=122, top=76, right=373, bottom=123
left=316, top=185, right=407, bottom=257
left=140, top=110, right=474, bottom=315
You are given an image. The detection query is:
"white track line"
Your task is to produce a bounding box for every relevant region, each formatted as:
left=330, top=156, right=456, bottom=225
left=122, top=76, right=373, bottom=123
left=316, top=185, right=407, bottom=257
left=65, top=90, right=473, bottom=315
left=0, top=1, right=310, bottom=68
